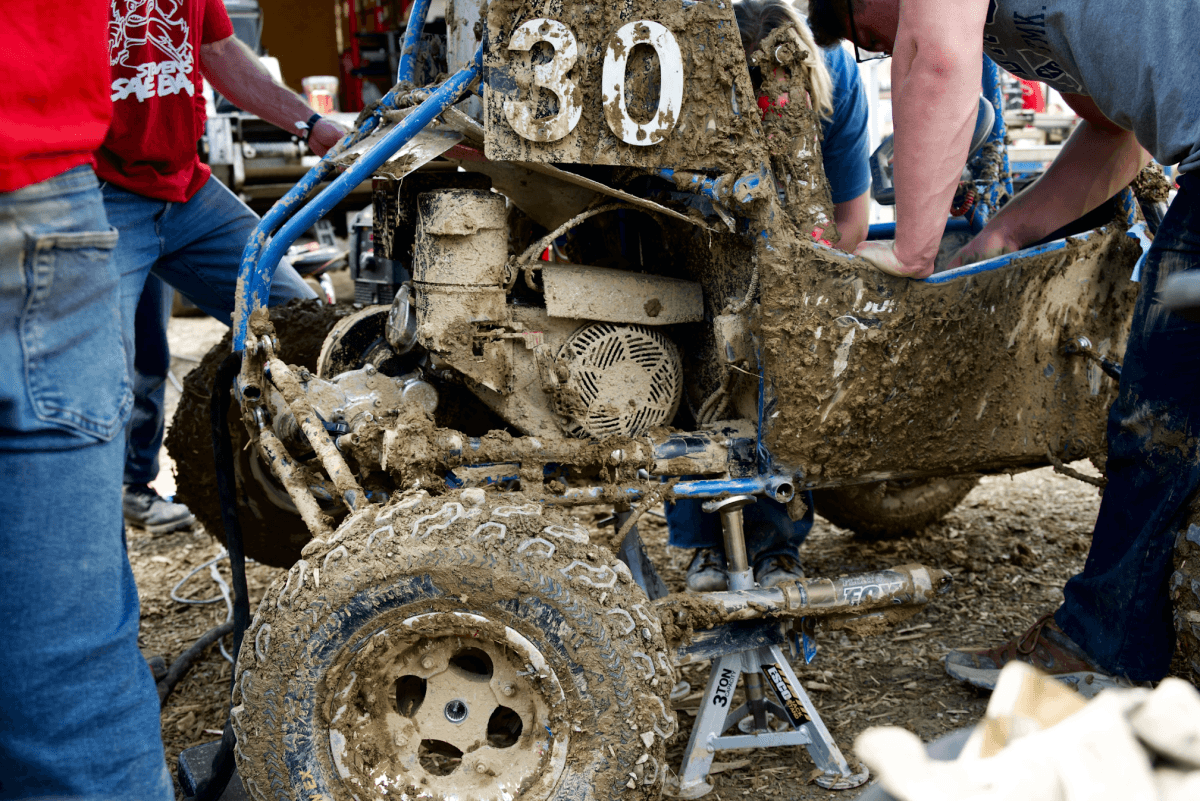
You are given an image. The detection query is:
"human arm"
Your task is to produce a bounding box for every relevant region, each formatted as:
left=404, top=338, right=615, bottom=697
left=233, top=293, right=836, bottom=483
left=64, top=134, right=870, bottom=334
left=810, top=48, right=881, bottom=254
left=948, top=94, right=1150, bottom=267
left=818, top=46, right=871, bottom=252
left=200, top=35, right=347, bottom=156
left=853, top=0, right=988, bottom=278
left=833, top=191, right=870, bottom=251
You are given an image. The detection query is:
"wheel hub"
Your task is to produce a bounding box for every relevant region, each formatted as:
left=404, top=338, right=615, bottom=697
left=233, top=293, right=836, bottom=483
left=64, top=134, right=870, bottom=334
left=325, top=612, right=569, bottom=801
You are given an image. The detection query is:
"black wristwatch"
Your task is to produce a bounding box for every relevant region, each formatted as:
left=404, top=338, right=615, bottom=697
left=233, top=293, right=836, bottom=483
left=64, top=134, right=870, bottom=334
left=300, top=112, right=323, bottom=144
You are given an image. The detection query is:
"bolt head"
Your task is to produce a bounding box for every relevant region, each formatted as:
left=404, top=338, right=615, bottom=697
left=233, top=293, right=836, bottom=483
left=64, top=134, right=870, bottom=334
left=475, top=763, right=488, bottom=774
left=501, top=683, right=515, bottom=697
left=444, top=699, right=468, bottom=723
left=422, top=657, right=435, bottom=670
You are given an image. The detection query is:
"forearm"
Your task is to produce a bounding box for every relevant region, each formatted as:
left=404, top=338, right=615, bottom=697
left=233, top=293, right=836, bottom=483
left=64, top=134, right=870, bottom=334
left=890, top=50, right=980, bottom=274
left=200, top=37, right=316, bottom=139
left=833, top=191, right=870, bottom=251
left=984, top=120, right=1149, bottom=248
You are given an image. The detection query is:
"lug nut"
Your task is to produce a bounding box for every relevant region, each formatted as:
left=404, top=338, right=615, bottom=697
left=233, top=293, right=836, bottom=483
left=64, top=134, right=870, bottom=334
left=501, top=683, right=515, bottom=697
left=475, top=763, right=488, bottom=775
left=422, top=657, right=435, bottom=670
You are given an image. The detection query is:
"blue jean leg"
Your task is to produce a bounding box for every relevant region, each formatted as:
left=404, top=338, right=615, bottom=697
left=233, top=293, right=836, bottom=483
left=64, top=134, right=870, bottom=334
left=124, top=275, right=172, bottom=485
left=1056, top=172, right=1200, bottom=682
left=104, top=176, right=316, bottom=340
left=104, top=176, right=317, bottom=485
left=666, top=493, right=815, bottom=566
left=0, top=166, right=171, bottom=800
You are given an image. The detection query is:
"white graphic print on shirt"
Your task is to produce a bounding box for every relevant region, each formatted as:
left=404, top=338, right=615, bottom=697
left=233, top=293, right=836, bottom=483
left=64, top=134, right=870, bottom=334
left=109, top=0, right=195, bottom=102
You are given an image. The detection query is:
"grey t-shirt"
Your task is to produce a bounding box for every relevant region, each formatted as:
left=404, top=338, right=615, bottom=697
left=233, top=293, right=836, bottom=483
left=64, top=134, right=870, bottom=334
left=982, top=0, right=1200, bottom=173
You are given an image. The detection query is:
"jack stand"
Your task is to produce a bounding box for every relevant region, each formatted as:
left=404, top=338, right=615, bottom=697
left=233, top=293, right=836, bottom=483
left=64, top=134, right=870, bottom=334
left=674, top=495, right=869, bottom=798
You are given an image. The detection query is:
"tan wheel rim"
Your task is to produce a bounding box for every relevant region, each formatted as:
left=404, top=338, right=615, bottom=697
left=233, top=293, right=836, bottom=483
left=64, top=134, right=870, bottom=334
left=324, top=611, right=569, bottom=800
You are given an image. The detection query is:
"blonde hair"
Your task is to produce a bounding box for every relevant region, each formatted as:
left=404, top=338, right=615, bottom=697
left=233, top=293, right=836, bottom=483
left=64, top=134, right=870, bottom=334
left=735, top=0, right=834, bottom=118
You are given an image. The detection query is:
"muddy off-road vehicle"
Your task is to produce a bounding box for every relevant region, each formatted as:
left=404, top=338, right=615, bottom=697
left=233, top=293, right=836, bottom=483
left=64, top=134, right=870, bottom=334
left=166, top=0, right=1177, bottom=797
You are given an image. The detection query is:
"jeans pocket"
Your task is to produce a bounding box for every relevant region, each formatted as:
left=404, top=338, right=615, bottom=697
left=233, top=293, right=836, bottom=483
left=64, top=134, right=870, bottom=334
left=22, top=228, right=132, bottom=441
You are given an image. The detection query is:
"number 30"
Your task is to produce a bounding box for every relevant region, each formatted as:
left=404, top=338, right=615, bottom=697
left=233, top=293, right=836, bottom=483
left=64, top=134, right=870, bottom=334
left=503, top=18, right=684, bottom=147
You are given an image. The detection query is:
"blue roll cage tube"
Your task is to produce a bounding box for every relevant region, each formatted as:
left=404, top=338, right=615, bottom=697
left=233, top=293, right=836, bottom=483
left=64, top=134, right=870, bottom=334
left=396, top=0, right=433, bottom=84
left=231, top=0, right=453, bottom=352
left=968, top=56, right=1013, bottom=232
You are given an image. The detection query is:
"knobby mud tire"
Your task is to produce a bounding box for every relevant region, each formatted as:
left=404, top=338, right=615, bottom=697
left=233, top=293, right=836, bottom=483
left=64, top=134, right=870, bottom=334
left=1170, top=511, right=1200, bottom=685
left=165, top=300, right=351, bottom=567
left=811, top=477, right=979, bottom=539
left=231, top=491, right=676, bottom=801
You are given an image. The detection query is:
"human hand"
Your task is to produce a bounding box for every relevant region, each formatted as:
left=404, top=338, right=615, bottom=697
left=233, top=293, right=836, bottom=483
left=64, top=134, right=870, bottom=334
left=853, top=240, right=934, bottom=279
left=946, top=226, right=1020, bottom=270
left=308, top=117, right=350, bottom=157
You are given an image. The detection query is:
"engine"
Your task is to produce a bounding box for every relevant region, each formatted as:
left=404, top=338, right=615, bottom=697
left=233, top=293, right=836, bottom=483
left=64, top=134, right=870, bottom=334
left=369, top=186, right=702, bottom=440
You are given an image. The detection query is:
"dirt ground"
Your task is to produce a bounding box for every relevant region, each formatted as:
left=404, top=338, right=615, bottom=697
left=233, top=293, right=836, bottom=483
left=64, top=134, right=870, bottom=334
left=136, top=289, right=1189, bottom=800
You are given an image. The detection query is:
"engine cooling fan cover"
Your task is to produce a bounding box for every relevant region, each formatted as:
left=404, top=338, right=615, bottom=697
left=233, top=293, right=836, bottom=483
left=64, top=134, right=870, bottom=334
left=557, top=323, right=683, bottom=438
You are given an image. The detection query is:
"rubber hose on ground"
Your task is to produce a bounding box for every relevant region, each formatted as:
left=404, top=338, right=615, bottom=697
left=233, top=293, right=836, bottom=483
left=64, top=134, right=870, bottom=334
left=157, top=621, right=235, bottom=707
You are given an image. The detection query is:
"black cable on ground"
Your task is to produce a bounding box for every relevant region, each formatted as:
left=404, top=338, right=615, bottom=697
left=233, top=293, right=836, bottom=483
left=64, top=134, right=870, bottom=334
left=193, top=350, right=247, bottom=801
left=158, top=620, right=235, bottom=707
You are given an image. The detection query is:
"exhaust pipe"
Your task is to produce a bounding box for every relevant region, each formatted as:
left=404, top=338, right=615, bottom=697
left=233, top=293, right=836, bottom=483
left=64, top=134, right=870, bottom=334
left=655, top=563, right=951, bottom=641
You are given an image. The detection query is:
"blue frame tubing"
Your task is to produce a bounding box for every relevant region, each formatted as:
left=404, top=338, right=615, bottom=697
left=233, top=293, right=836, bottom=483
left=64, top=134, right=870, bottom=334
left=232, top=53, right=480, bottom=352
left=396, top=0, right=433, bottom=84
left=1116, top=185, right=1140, bottom=226
left=557, top=476, right=796, bottom=502
left=232, top=0, right=444, bottom=350
left=967, top=55, right=1013, bottom=233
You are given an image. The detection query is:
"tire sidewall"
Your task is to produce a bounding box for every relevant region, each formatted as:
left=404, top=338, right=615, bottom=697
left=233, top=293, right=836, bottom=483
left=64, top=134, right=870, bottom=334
left=812, top=477, right=978, bottom=539
left=233, top=497, right=674, bottom=801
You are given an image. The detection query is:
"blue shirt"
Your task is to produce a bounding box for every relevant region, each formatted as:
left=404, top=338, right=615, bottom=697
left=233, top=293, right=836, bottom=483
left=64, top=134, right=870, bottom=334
left=819, top=45, right=871, bottom=204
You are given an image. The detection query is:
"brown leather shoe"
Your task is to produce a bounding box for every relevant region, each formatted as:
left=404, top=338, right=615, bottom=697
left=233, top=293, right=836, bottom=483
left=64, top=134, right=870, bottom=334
left=944, top=612, right=1131, bottom=698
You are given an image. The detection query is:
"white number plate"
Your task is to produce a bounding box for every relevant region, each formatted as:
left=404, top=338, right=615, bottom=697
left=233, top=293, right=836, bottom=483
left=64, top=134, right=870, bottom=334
left=483, top=0, right=761, bottom=169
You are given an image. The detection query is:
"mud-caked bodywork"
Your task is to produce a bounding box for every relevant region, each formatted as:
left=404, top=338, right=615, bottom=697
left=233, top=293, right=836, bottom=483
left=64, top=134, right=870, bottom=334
left=759, top=227, right=1140, bottom=486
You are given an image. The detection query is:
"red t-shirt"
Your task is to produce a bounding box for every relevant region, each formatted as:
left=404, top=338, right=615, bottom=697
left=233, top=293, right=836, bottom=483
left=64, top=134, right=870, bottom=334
left=0, top=4, right=113, bottom=193
left=96, top=0, right=234, bottom=203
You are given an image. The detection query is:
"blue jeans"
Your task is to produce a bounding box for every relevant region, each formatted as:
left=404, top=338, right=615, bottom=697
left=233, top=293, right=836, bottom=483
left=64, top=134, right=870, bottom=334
left=125, top=275, right=172, bottom=485
left=666, top=493, right=815, bottom=566
left=1056, top=172, right=1200, bottom=682
left=104, top=176, right=316, bottom=485
left=0, top=166, right=172, bottom=799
